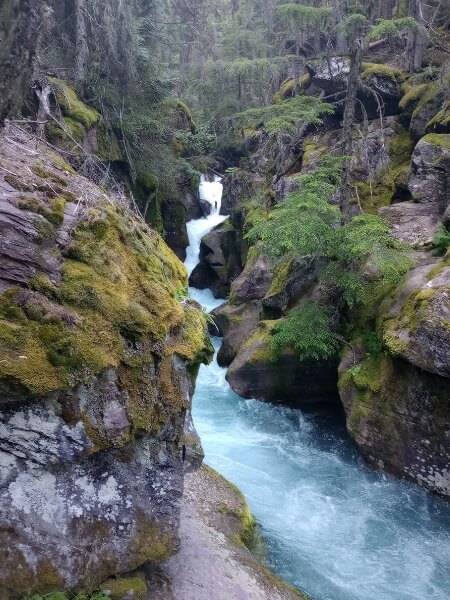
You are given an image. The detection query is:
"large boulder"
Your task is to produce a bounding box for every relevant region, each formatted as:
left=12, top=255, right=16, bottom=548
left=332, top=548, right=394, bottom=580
left=227, top=323, right=339, bottom=405
left=339, top=347, right=450, bottom=498
left=262, top=257, right=320, bottom=312
left=0, top=0, right=41, bottom=122
left=408, top=134, right=450, bottom=209
left=308, top=60, right=404, bottom=118
left=409, top=86, right=448, bottom=140
left=378, top=261, right=450, bottom=378
left=212, top=301, right=262, bottom=366
left=229, top=249, right=274, bottom=304
left=0, top=128, right=212, bottom=597
left=379, top=202, right=441, bottom=246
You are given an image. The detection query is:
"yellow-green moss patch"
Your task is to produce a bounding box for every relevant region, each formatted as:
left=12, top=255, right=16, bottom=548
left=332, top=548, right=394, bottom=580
left=0, top=201, right=210, bottom=397
left=361, top=63, right=406, bottom=83
left=50, top=78, right=101, bottom=129
left=101, top=576, right=147, bottom=600
left=422, top=133, right=450, bottom=149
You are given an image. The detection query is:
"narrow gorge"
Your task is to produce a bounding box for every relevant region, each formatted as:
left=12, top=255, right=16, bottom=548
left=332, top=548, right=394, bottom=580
left=0, top=1, right=450, bottom=600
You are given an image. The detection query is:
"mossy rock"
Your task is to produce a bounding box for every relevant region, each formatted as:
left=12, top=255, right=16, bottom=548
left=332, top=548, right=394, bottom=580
left=353, top=126, right=414, bottom=213
left=273, top=74, right=311, bottom=103
left=101, top=575, right=147, bottom=600
left=421, top=133, right=450, bottom=149
left=50, top=78, right=100, bottom=129
left=0, top=200, right=211, bottom=397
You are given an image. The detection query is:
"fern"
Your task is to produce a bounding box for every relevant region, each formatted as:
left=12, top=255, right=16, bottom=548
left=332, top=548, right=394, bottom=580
left=270, top=301, right=341, bottom=361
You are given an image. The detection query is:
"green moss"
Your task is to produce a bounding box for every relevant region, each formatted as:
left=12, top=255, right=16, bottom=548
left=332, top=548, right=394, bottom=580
left=127, top=510, right=175, bottom=565
left=273, top=74, right=311, bottom=102
left=63, top=117, right=85, bottom=141
left=399, top=83, right=429, bottom=112
left=348, top=353, right=388, bottom=393
left=427, top=257, right=450, bottom=280
left=17, top=195, right=66, bottom=227
left=267, top=259, right=294, bottom=297
left=101, top=576, right=147, bottom=600
left=0, top=201, right=211, bottom=399
left=4, top=174, right=34, bottom=192
left=50, top=78, right=100, bottom=129
left=427, top=100, right=450, bottom=132
left=242, top=321, right=274, bottom=364
left=361, top=63, right=406, bottom=83
left=45, top=150, right=77, bottom=175
left=379, top=277, right=440, bottom=356
left=96, top=122, right=123, bottom=162
left=411, top=82, right=438, bottom=120
left=422, top=133, right=450, bottom=149
left=31, top=164, right=68, bottom=187
left=354, top=126, right=414, bottom=214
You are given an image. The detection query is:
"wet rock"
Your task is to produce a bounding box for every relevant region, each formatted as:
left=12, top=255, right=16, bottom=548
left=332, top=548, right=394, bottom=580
left=262, top=258, right=320, bottom=312
left=0, top=129, right=210, bottom=597
left=379, top=202, right=441, bottom=246
left=339, top=346, right=450, bottom=499
left=408, top=134, right=450, bottom=209
left=189, top=221, right=242, bottom=298
left=378, top=262, right=450, bottom=378
left=212, top=301, right=262, bottom=367
left=227, top=323, right=339, bottom=405
left=161, top=199, right=189, bottom=261
left=230, top=251, right=274, bottom=304
left=410, top=88, right=447, bottom=140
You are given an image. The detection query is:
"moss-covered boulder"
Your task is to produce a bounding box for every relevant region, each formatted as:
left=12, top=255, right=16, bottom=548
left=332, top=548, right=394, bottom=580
left=0, top=128, right=212, bottom=598
left=308, top=59, right=405, bottom=118
left=378, top=261, right=450, bottom=378
left=409, top=134, right=450, bottom=207
left=46, top=79, right=122, bottom=162
left=401, top=82, right=449, bottom=140
left=212, top=301, right=262, bottom=367
left=226, top=322, right=339, bottom=405
left=339, top=345, right=450, bottom=498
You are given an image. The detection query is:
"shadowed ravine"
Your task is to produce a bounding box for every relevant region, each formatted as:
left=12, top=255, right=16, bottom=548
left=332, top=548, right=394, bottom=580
left=186, top=178, right=450, bottom=600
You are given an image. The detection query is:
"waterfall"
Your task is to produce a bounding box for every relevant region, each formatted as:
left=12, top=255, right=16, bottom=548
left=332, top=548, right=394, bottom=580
left=184, top=175, right=228, bottom=312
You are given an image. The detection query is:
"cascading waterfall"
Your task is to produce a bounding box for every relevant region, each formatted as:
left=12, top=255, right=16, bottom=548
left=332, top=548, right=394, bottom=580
left=185, top=175, right=228, bottom=312
left=185, top=177, right=450, bottom=600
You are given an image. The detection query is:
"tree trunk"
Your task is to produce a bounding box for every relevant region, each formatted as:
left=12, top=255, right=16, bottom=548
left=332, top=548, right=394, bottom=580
left=75, top=0, right=89, bottom=82
left=342, top=43, right=361, bottom=157
left=341, top=40, right=362, bottom=217
left=35, top=83, right=51, bottom=137
left=405, top=0, right=423, bottom=72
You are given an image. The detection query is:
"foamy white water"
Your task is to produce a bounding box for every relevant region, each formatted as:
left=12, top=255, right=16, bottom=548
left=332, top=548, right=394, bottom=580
left=185, top=175, right=227, bottom=311
left=185, top=177, right=450, bottom=600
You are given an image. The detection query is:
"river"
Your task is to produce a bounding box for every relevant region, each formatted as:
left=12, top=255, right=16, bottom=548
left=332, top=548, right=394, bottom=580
left=184, top=176, right=450, bottom=600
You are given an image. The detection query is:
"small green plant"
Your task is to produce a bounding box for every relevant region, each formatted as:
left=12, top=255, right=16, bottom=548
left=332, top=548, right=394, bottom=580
left=175, top=286, right=189, bottom=302
left=270, top=300, right=342, bottom=361
left=23, top=593, right=110, bottom=600
left=362, top=329, right=383, bottom=356
left=431, top=224, right=450, bottom=256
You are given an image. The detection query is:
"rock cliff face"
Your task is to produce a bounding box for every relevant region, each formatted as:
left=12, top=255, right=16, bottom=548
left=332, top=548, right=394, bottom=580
left=338, top=259, right=450, bottom=498
left=0, top=0, right=41, bottom=122
left=0, top=127, right=212, bottom=597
